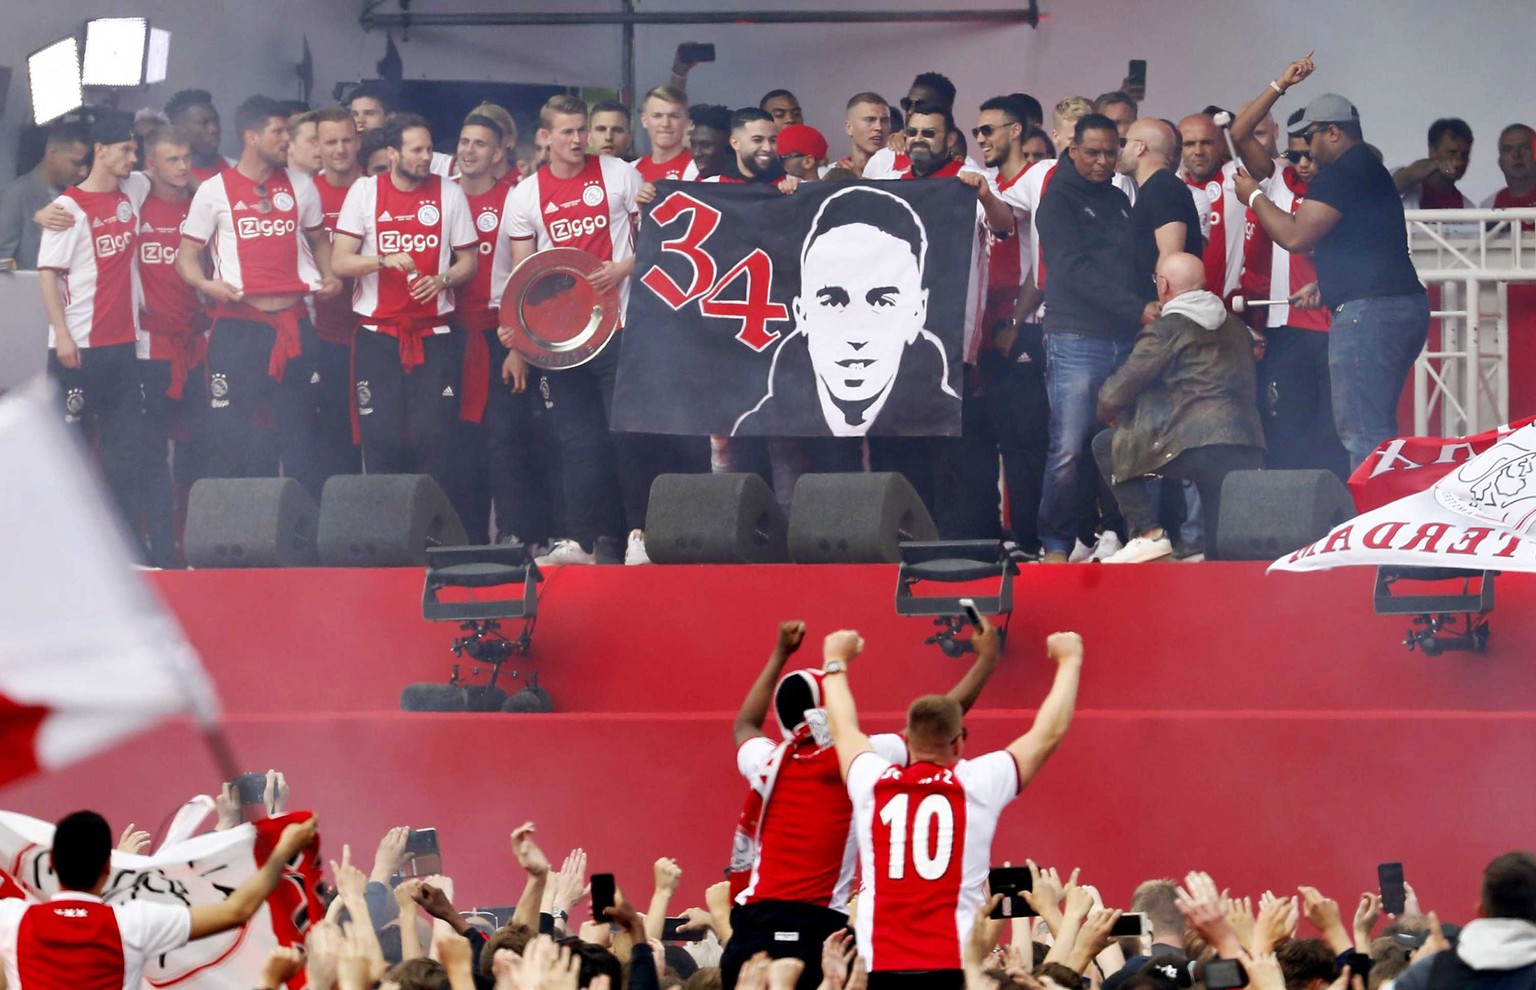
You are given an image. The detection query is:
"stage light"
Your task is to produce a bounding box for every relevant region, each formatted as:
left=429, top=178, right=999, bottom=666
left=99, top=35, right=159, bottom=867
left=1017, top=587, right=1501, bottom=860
left=28, top=37, right=83, bottom=126
left=146, top=28, right=171, bottom=85
left=400, top=544, right=550, bottom=712
left=895, top=540, right=1016, bottom=657
left=83, top=18, right=150, bottom=87
left=1373, top=566, right=1494, bottom=656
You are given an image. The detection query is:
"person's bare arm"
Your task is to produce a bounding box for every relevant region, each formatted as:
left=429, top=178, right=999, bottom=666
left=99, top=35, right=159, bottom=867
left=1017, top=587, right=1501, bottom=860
left=644, top=858, right=681, bottom=941
left=1232, top=54, right=1315, bottom=181
left=945, top=614, right=1001, bottom=714
left=176, top=235, right=243, bottom=303
left=509, top=822, right=551, bottom=931
left=39, top=270, right=79, bottom=370
left=819, top=630, right=872, bottom=780
left=1232, top=177, right=1343, bottom=254
left=734, top=621, right=806, bottom=746
left=329, top=231, right=403, bottom=280
left=393, top=879, right=425, bottom=961
left=1005, top=633, right=1084, bottom=787
left=1393, top=158, right=1442, bottom=195
left=303, top=226, right=341, bottom=298
left=1153, top=222, right=1189, bottom=261
left=188, top=817, right=318, bottom=939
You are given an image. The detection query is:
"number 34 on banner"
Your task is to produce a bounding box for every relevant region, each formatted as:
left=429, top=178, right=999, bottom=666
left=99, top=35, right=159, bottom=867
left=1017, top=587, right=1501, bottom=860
left=639, top=191, right=791, bottom=352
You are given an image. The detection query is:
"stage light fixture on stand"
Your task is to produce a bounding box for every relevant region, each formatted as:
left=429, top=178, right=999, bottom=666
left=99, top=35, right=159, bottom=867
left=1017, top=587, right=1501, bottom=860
left=895, top=540, right=1016, bottom=657
left=400, top=544, right=552, bottom=712
left=82, top=18, right=151, bottom=88
left=28, top=37, right=83, bottom=126
left=1373, top=566, right=1494, bottom=656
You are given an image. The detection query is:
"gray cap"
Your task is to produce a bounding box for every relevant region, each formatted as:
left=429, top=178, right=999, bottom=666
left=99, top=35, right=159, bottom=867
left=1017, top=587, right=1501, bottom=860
left=1293, top=93, right=1360, bottom=133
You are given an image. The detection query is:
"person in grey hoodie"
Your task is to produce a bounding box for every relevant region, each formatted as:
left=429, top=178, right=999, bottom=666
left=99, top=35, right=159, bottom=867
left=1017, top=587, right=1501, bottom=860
left=1092, top=252, right=1265, bottom=562
left=1391, top=853, right=1536, bottom=990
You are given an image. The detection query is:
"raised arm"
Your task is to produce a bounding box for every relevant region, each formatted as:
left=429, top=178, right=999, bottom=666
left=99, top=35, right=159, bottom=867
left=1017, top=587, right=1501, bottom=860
left=509, top=822, right=551, bottom=931
left=819, top=630, right=872, bottom=780
left=733, top=621, right=806, bottom=746
left=188, top=817, right=318, bottom=939
left=944, top=614, right=1001, bottom=714
left=1005, top=632, right=1084, bottom=787
left=1232, top=53, right=1316, bottom=181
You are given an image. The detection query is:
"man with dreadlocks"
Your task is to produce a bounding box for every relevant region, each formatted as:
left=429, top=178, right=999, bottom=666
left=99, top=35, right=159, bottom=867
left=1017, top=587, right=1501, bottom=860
left=721, top=619, right=1001, bottom=989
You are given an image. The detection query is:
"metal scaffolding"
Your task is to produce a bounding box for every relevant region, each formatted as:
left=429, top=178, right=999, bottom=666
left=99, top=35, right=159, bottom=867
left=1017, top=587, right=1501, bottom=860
left=1406, top=209, right=1536, bottom=436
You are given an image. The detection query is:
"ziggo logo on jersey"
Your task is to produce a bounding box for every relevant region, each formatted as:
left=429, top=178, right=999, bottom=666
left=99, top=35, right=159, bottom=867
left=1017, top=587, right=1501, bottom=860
left=549, top=214, right=607, bottom=243
left=139, top=242, right=178, bottom=265
left=379, top=231, right=440, bottom=254
left=95, top=232, right=133, bottom=257
left=237, top=217, right=297, bottom=239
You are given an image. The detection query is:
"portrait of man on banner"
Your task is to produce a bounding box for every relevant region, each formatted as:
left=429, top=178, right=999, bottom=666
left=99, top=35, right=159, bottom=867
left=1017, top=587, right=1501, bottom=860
left=732, top=186, right=960, bottom=437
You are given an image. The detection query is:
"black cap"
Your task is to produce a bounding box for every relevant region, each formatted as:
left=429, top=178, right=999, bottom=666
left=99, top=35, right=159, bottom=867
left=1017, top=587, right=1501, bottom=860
left=90, top=109, right=135, bottom=147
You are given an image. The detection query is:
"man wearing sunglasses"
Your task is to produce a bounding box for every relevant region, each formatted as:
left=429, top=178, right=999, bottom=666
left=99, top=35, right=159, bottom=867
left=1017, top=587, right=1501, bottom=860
left=1235, top=56, right=1430, bottom=469
left=1229, top=69, right=1349, bottom=481
left=862, top=72, right=963, bottom=180
left=177, top=95, right=341, bottom=491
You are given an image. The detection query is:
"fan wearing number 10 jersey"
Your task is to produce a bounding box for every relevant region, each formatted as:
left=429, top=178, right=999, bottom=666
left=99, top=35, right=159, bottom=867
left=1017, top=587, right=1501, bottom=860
left=822, top=623, right=1085, bottom=989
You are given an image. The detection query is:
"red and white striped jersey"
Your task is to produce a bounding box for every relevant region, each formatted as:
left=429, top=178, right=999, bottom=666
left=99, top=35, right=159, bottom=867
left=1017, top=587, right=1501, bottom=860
left=127, top=175, right=201, bottom=358
left=500, top=156, right=640, bottom=315
left=1241, top=166, right=1329, bottom=332
left=36, top=186, right=141, bottom=350
left=735, top=733, right=907, bottom=912
left=848, top=750, right=1020, bottom=973
left=459, top=173, right=517, bottom=332
left=335, top=173, right=476, bottom=328
left=634, top=150, right=692, bottom=184
left=188, top=156, right=236, bottom=184
left=0, top=892, right=190, bottom=990
left=182, top=167, right=323, bottom=296
left=985, top=164, right=1034, bottom=329
left=1182, top=160, right=1245, bottom=298
left=311, top=172, right=360, bottom=344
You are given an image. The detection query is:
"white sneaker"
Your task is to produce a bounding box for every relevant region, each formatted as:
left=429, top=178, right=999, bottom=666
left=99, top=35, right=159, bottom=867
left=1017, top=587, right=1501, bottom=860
left=1088, top=530, right=1125, bottom=562
left=1102, top=535, right=1174, bottom=564
left=534, top=539, right=597, bottom=567
left=1067, top=539, right=1095, bottom=563
left=625, top=529, right=652, bottom=565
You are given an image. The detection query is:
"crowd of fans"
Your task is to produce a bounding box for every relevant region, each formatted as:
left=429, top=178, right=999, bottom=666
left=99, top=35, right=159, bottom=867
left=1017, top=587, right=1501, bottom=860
left=6, top=622, right=1534, bottom=990
left=2, top=45, right=1533, bottom=567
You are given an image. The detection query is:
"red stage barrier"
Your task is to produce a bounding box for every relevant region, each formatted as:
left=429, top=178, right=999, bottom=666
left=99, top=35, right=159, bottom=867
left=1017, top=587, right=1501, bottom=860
left=5, top=563, right=1533, bottom=922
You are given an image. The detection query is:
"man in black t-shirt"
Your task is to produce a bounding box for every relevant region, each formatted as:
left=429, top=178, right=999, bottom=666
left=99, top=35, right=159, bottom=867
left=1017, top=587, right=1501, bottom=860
left=1120, top=118, right=1205, bottom=299
left=1235, top=65, right=1428, bottom=468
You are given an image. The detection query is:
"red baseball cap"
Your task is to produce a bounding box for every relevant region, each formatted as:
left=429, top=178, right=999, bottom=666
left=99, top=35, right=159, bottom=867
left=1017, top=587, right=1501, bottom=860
left=777, top=124, right=829, bottom=163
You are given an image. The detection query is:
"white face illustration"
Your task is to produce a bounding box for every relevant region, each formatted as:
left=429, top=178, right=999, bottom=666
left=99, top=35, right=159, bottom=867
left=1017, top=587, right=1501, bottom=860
left=795, top=223, right=928, bottom=405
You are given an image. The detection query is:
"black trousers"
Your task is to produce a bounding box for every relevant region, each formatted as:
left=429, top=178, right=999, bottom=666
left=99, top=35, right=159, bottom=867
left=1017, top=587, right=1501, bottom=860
left=137, top=358, right=207, bottom=568
left=476, top=333, right=558, bottom=545
left=307, top=336, right=361, bottom=488
left=50, top=343, right=143, bottom=557
left=354, top=329, right=459, bottom=490
left=204, top=316, right=318, bottom=487
left=979, top=330, right=1051, bottom=552
left=720, top=901, right=848, bottom=990
left=1258, top=326, right=1350, bottom=482
left=538, top=342, right=629, bottom=549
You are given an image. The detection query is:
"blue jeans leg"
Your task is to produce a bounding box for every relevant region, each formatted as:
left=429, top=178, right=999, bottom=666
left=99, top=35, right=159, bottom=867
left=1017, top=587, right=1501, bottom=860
left=1329, top=292, right=1431, bottom=468
left=1037, top=332, right=1129, bottom=553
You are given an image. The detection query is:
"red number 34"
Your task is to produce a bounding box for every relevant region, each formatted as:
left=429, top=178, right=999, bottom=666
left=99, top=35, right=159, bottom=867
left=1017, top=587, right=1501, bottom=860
left=639, top=191, right=790, bottom=352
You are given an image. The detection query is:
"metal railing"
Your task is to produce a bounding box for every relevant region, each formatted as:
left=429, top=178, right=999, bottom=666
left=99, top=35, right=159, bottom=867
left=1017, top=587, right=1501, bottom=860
left=1405, top=208, right=1536, bottom=435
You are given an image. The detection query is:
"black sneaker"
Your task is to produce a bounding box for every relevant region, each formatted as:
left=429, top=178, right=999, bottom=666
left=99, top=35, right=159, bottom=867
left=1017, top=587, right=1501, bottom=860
left=1172, top=539, right=1206, bottom=562
left=594, top=535, right=625, bottom=565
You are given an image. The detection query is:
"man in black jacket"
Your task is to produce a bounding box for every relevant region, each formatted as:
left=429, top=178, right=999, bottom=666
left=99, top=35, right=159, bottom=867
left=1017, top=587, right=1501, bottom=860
left=1034, top=113, right=1161, bottom=562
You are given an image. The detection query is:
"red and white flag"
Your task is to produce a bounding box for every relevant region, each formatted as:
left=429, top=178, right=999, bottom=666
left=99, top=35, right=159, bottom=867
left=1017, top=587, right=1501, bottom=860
left=1270, top=421, right=1536, bottom=573
left=0, top=810, right=321, bottom=990
left=1347, top=415, right=1536, bottom=513
left=0, top=381, right=219, bottom=788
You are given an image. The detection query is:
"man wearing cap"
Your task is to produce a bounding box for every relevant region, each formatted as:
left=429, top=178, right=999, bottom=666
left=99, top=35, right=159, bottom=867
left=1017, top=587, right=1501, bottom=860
left=1235, top=56, right=1430, bottom=468
left=36, top=109, right=146, bottom=543
left=726, top=619, right=1000, bottom=990
left=778, top=125, right=829, bottom=181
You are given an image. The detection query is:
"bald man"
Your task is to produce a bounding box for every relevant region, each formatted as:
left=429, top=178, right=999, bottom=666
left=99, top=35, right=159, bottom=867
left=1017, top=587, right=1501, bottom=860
left=1092, top=252, right=1265, bottom=563
left=1120, top=118, right=1204, bottom=300
left=1179, top=113, right=1246, bottom=300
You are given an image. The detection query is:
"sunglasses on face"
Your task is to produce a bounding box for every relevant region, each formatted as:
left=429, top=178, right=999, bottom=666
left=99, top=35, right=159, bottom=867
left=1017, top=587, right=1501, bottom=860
left=1302, top=125, right=1329, bottom=143
left=971, top=120, right=1018, bottom=140
left=906, top=127, right=941, bottom=140
left=253, top=182, right=273, bottom=215
left=1283, top=150, right=1315, bottom=163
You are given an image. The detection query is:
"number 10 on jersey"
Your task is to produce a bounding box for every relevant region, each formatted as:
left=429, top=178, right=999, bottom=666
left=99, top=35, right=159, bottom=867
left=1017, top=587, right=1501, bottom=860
left=877, top=791, right=958, bottom=881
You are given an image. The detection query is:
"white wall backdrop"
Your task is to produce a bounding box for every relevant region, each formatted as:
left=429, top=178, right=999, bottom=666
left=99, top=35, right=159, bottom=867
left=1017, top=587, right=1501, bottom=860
left=2, top=0, right=1527, bottom=199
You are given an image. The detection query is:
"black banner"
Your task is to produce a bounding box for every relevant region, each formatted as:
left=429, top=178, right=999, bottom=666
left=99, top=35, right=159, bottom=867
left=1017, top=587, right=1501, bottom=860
left=611, top=179, right=974, bottom=437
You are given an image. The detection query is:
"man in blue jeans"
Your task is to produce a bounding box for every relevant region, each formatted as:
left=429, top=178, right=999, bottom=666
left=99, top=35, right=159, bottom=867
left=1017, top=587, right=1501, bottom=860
left=1035, top=114, right=1161, bottom=562
left=1235, top=55, right=1430, bottom=468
